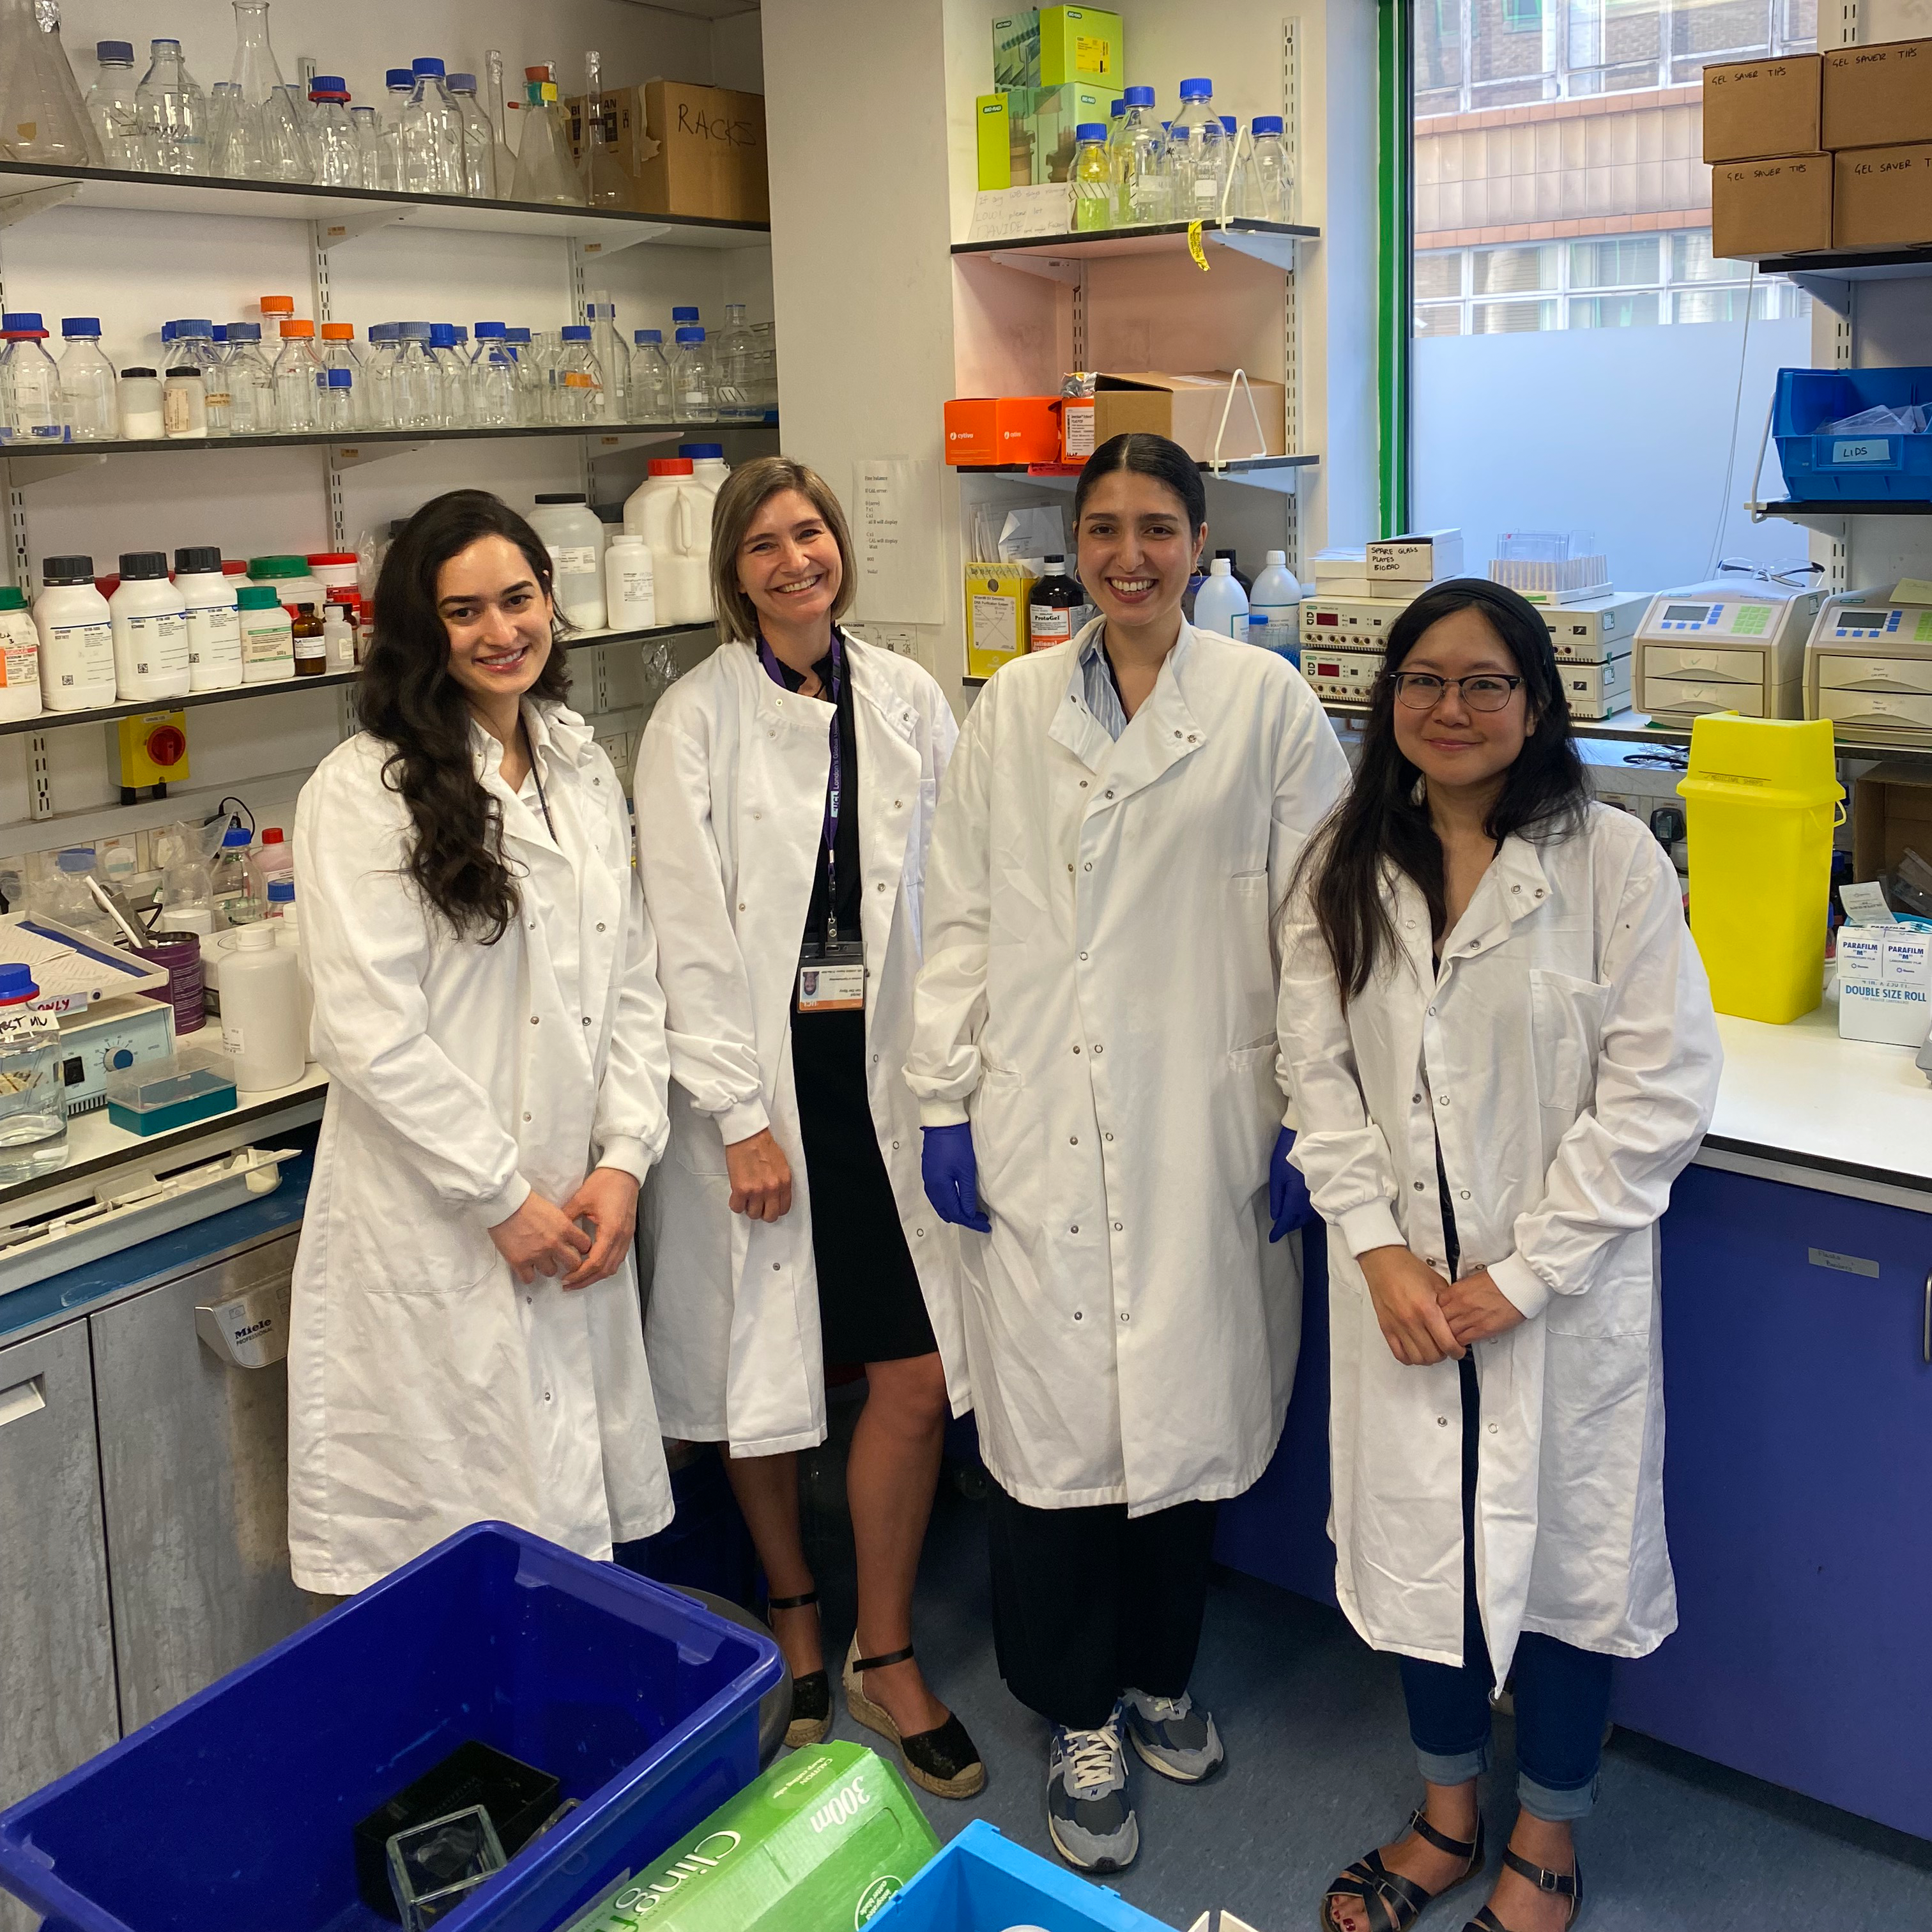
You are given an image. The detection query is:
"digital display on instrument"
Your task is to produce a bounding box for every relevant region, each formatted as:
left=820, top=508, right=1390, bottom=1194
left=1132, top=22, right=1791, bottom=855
left=1663, top=604, right=1715, bottom=624
left=1314, top=610, right=1338, bottom=625
left=1837, top=613, right=1888, bottom=631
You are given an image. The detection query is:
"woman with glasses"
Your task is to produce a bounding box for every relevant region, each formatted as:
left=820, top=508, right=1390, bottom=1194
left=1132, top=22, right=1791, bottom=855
left=1276, top=581, right=1721, bottom=1932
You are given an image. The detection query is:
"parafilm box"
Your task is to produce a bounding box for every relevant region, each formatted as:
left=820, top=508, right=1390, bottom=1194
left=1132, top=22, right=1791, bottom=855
left=564, top=1742, right=939, bottom=1931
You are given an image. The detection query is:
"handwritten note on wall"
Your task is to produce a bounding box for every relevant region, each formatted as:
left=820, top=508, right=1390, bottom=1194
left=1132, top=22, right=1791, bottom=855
left=855, top=458, right=944, bottom=625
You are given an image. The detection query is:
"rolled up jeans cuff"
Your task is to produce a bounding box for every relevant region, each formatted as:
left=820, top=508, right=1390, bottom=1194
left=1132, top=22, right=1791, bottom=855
left=1517, top=1768, right=1598, bottom=1824
left=1414, top=1738, right=1492, bottom=1788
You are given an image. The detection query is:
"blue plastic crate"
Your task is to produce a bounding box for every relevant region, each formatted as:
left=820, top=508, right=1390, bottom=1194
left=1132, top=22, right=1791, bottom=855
left=1773, top=365, right=1932, bottom=502
left=0, top=1521, right=782, bottom=1932
left=869, top=1820, right=1179, bottom=1930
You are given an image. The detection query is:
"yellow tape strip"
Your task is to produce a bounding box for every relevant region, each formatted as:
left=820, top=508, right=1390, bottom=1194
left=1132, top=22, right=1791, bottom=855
left=1187, top=220, right=1210, bottom=272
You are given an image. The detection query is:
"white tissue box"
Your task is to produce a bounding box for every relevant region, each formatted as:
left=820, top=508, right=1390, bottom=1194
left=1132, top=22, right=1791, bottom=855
left=1838, top=923, right=1932, bottom=1046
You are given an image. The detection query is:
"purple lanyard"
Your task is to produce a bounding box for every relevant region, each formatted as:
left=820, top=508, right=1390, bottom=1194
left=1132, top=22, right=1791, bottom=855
left=758, top=629, right=846, bottom=944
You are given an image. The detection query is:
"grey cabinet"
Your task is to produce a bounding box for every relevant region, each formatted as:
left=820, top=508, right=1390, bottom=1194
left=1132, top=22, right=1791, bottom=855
left=0, top=1324, right=118, bottom=1932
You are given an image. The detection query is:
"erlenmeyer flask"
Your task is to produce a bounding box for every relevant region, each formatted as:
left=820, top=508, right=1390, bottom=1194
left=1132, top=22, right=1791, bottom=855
left=578, top=50, right=627, bottom=209
left=226, top=0, right=311, bottom=183
left=1, top=0, right=103, bottom=167
left=509, top=76, right=581, bottom=205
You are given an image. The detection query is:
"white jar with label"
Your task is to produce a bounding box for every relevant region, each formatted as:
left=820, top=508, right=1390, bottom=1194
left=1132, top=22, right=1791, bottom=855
left=528, top=492, right=608, bottom=629
left=32, top=556, right=116, bottom=712
left=0, top=586, right=42, bottom=723
left=218, top=921, right=305, bottom=1091
left=236, top=585, right=295, bottom=684
left=604, top=533, right=657, bottom=631
left=109, top=552, right=190, bottom=702
left=173, top=545, right=243, bottom=693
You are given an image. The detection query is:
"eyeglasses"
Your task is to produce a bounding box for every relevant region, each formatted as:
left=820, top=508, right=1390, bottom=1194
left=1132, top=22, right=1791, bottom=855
left=1390, top=671, right=1524, bottom=712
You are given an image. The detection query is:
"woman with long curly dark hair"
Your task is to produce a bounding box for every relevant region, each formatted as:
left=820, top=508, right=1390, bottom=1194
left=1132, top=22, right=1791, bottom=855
left=286, top=488, right=676, bottom=1595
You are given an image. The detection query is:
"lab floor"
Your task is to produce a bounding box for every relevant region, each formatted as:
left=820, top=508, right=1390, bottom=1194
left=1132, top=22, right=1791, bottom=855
left=797, top=1403, right=1932, bottom=1931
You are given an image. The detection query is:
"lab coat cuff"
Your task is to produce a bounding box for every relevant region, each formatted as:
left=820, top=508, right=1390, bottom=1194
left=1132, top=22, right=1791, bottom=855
left=1489, top=1251, right=1552, bottom=1321
left=1339, top=1200, right=1406, bottom=1259
left=479, top=1170, right=532, bottom=1230
left=716, top=1098, right=770, bottom=1146
left=592, top=1136, right=650, bottom=1186
left=918, top=1099, right=971, bottom=1129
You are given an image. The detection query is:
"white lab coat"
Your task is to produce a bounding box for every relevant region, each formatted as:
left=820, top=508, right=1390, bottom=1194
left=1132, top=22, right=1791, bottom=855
left=1276, top=803, right=1722, bottom=1684
left=287, top=701, right=674, bottom=1595
left=907, top=622, right=1350, bottom=1514
left=634, top=637, right=968, bottom=1457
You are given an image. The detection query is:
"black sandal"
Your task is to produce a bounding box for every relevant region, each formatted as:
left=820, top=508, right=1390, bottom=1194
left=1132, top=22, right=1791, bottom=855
left=843, top=1636, right=986, bottom=1798
left=1319, top=1808, right=1488, bottom=1932
left=1464, top=1848, right=1583, bottom=1932
left=766, top=1591, right=831, bottom=1748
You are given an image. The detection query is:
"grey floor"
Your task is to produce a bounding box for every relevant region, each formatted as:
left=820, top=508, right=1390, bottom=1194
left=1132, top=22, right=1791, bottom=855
left=797, top=1392, right=1932, bottom=1931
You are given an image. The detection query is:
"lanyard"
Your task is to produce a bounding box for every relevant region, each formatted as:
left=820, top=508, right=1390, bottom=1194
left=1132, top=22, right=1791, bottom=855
left=758, top=629, right=846, bottom=947
left=526, top=741, right=558, bottom=843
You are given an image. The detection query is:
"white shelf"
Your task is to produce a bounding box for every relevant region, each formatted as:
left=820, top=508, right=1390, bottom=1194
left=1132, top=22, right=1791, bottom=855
left=954, top=217, right=1317, bottom=277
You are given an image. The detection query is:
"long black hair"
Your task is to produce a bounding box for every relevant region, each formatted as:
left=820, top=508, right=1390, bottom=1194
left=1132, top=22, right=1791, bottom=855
left=1074, top=431, right=1207, bottom=546
left=1301, top=577, right=1588, bottom=1004
left=356, top=489, right=570, bottom=944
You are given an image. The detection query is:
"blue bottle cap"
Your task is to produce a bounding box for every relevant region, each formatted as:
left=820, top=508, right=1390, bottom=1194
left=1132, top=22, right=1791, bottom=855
left=96, top=40, right=134, bottom=62
left=310, top=76, right=347, bottom=95
left=326, top=368, right=353, bottom=387
left=221, top=827, right=252, bottom=848
left=473, top=321, right=507, bottom=337
left=671, top=305, right=700, bottom=322
left=452, top=325, right=468, bottom=342
left=57, top=847, right=95, bottom=873
left=398, top=321, right=432, bottom=339
left=560, top=325, right=592, bottom=341
left=0, top=962, right=38, bottom=1002
left=428, top=323, right=457, bottom=346
left=674, top=326, right=705, bottom=343
left=2, top=312, right=43, bottom=332
left=1123, top=85, right=1154, bottom=105
left=507, top=327, right=530, bottom=342
left=411, top=57, right=445, bottom=78
left=1220, top=116, right=1237, bottom=134
left=678, top=443, right=724, bottom=459
left=385, top=68, right=413, bottom=89
left=212, top=325, right=227, bottom=342
left=225, top=321, right=260, bottom=341
left=633, top=328, right=663, bottom=344
left=1076, top=123, right=1107, bottom=141
left=160, top=322, right=176, bottom=342
left=177, top=318, right=213, bottom=337
left=447, top=73, right=477, bottom=92
left=1179, top=77, right=1213, bottom=98
left=61, top=318, right=102, bottom=337
left=267, top=878, right=295, bottom=901
left=1253, top=114, right=1284, bottom=137
left=1110, top=98, right=1124, bottom=116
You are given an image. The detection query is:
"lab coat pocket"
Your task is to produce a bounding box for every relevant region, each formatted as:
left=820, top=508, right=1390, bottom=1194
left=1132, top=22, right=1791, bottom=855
left=1529, top=969, right=1608, bottom=1116
left=1219, top=1040, right=1282, bottom=1200
left=970, top=1061, right=1037, bottom=1222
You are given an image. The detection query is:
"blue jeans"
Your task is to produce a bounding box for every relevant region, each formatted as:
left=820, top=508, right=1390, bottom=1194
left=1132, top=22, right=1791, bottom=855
left=1397, top=1356, right=1614, bottom=1824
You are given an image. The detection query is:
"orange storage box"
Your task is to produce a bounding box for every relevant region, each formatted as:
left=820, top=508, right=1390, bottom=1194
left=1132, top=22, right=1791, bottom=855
left=944, top=396, right=1063, bottom=466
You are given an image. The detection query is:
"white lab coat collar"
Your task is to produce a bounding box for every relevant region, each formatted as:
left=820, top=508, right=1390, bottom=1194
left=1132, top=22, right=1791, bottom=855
left=1049, top=617, right=1209, bottom=795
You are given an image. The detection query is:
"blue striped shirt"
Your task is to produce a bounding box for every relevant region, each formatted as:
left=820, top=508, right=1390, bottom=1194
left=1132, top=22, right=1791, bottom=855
left=1076, top=625, right=1128, bottom=742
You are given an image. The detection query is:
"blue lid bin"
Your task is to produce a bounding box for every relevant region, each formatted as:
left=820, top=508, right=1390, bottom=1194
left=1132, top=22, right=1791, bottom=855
left=0, top=1522, right=783, bottom=1932
left=1773, top=364, right=1932, bottom=503
left=869, top=1818, right=1179, bottom=1929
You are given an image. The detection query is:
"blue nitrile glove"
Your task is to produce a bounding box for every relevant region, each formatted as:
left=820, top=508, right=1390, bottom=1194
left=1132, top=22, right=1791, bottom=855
left=1269, top=1126, right=1317, bottom=1242
left=923, top=1123, right=992, bottom=1233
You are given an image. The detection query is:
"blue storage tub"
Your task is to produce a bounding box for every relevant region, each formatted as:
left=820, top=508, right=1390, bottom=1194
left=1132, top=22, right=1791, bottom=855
left=1773, top=365, right=1932, bottom=502
left=0, top=1521, right=783, bottom=1932
left=870, top=1819, right=1177, bottom=1930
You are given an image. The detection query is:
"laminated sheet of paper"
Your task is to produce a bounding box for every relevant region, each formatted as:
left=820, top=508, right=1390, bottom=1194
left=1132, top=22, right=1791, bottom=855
left=854, top=458, right=945, bottom=625
left=997, top=504, right=1068, bottom=566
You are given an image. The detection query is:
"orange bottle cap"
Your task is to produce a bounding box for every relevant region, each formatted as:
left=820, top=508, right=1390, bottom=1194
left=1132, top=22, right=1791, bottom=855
left=320, top=323, right=354, bottom=340
left=259, top=295, right=295, bottom=316
left=280, top=318, right=314, bottom=338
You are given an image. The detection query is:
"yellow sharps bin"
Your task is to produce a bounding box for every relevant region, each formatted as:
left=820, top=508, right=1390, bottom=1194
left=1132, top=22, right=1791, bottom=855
left=1677, top=714, right=1843, bottom=1023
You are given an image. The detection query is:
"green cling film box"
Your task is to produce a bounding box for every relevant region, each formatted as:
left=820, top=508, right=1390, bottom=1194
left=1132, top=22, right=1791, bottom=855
left=563, top=1741, right=940, bottom=1931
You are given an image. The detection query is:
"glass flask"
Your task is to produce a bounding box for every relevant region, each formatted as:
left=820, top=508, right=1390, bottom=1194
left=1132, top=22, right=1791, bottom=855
left=225, top=0, right=312, bottom=183
left=0, top=0, right=103, bottom=167
left=509, top=75, right=581, bottom=204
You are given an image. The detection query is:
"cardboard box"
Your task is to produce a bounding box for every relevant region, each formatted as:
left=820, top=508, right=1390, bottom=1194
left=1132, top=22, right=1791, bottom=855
left=1710, top=153, right=1832, bottom=259
left=1368, top=530, right=1464, bottom=585
left=1040, top=6, right=1124, bottom=88
left=944, top=395, right=1062, bottom=466
left=1069, top=371, right=1286, bottom=464
left=1837, top=923, right=1932, bottom=1046
left=976, top=93, right=1031, bottom=190
left=965, top=562, right=1036, bottom=678
left=1833, top=141, right=1932, bottom=250
left=975, top=83, right=1116, bottom=187
left=1852, top=761, right=1932, bottom=880
left=1822, top=36, right=1932, bottom=151
left=993, top=11, right=1040, bottom=89
left=571, top=80, right=767, bottom=224
left=1027, top=80, right=1120, bottom=182
left=1703, top=54, right=1821, bottom=163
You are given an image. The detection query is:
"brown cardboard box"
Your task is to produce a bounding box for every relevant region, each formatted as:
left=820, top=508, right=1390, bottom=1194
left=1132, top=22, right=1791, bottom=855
left=569, top=80, right=767, bottom=223
left=1852, top=762, right=1932, bottom=880
left=1822, top=36, right=1932, bottom=151
left=1834, top=141, right=1932, bottom=249
left=1710, top=153, right=1832, bottom=259
left=1703, top=54, right=1821, bottom=163
left=1075, top=372, right=1287, bottom=463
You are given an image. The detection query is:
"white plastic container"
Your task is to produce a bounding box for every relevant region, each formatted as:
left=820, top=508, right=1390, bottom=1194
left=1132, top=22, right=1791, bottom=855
left=109, top=552, right=191, bottom=700
left=32, top=556, right=116, bottom=712
left=0, top=588, right=43, bottom=723
left=174, top=545, right=243, bottom=692
left=627, top=461, right=712, bottom=626
left=528, top=493, right=607, bottom=629
left=307, top=551, right=359, bottom=595
left=236, top=585, right=295, bottom=684
left=272, top=895, right=313, bottom=1047
left=677, top=441, right=732, bottom=500
left=1248, top=549, right=1302, bottom=656
left=604, top=534, right=657, bottom=631
left=217, top=921, right=305, bottom=1091
left=1192, top=555, right=1249, bottom=640
left=322, top=601, right=355, bottom=670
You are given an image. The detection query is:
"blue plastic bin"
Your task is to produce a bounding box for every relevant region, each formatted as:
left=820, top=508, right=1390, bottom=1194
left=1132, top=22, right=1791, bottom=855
left=869, top=1820, right=1178, bottom=1930
left=1773, top=365, right=1932, bottom=502
left=0, top=1522, right=783, bottom=1932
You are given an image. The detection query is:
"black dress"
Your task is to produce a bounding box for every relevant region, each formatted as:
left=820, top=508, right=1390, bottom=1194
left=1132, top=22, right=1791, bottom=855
left=772, top=641, right=938, bottom=1367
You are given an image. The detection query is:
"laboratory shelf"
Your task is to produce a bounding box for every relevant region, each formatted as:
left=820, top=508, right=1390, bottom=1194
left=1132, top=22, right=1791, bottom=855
left=0, top=159, right=770, bottom=249
left=1751, top=243, right=1932, bottom=282
left=956, top=453, right=1319, bottom=477
left=953, top=216, right=1319, bottom=273
left=1759, top=498, right=1932, bottom=525
left=0, top=622, right=712, bottom=740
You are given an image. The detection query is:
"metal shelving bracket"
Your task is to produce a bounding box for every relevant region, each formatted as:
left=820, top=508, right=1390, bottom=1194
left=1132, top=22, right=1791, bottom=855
left=327, top=440, right=434, bottom=471
left=980, top=249, right=1085, bottom=286
left=4, top=452, right=107, bottom=489
left=313, top=205, right=423, bottom=249
left=575, top=227, right=673, bottom=263
left=0, top=181, right=80, bottom=231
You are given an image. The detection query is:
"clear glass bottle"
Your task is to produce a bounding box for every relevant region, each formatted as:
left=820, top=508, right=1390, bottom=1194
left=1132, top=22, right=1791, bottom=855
left=358, top=323, right=395, bottom=428
left=671, top=325, right=715, bottom=422
left=86, top=37, right=150, bottom=169
left=378, top=68, right=411, bottom=188
left=554, top=325, right=604, bottom=424
left=271, top=318, right=323, bottom=432
left=1167, top=79, right=1229, bottom=220
left=163, top=363, right=207, bottom=438
left=0, top=0, right=102, bottom=167
left=0, top=962, right=68, bottom=1183
left=210, top=824, right=258, bottom=922
left=445, top=72, right=496, bottom=197
left=506, top=326, right=542, bottom=425
left=316, top=367, right=353, bottom=432
left=426, top=323, right=466, bottom=426
left=222, top=321, right=275, bottom=433
left=509, top=75, right=582, bottom=204
left=1069, top=121, right=1112, bottom=233
left=1238, top=114, right=1292, bottom=222
left=349, top=102, right=383, bottom=188
left=469, top=323, right=518, bottom=428
left=0, top=314, right=69, bottom=445
left=305, top=75, right=358, bottom=185
left=578, top=49, right=627, bottom=208
left=206, top=80, right=241, bottom=176
left=226, top=0, right=311, bottom=183
left=714, top=303, right=761, bottom=422
left=136, top=37, right=207, bottom=176
left=523, top=328, right=557, bottom=424
left=401, top=57, right=463, bottom=195
left=586, top=300, right=625, bottom=422
left=318, top=322, right=360, bottom=424
left=170, top=318, right=229, bottom=435
left=58, top=318, right=117, bottom=440
left=390, top=322, right=440, bottom=429
left=628, top=329, right=672, bottom=423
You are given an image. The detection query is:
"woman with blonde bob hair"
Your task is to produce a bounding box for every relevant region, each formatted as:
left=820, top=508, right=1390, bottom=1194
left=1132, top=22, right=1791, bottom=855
left=633, top=456, right=983, bottom=1797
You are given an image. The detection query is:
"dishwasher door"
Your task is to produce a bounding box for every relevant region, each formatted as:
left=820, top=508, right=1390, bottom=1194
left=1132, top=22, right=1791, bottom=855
left=90, top=1230, right=319, bottom=1733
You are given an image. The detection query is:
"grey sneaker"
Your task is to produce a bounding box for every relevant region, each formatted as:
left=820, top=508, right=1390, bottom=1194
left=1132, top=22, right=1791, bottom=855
left=1121, top=1685, right=1224, bottom=1783
left=1046, top=1709, right=1139, bottom=1873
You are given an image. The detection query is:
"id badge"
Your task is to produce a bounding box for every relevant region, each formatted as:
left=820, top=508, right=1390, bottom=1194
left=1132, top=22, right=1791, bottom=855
left=797, top=937, right=866, bottom=1013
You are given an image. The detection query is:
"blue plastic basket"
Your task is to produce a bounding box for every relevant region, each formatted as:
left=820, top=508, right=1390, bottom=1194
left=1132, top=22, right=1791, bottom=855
left=869, top=1819, right=1179, bottom=1930
left=1773, top=365, right=1932, bottom=502
left=0, top=1522, right=783, bottom=1932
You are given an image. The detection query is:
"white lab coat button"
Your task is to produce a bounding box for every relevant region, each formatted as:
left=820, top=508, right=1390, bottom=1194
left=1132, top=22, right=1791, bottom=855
left=1460, top=1189, right=1471, bottom=1200
left=1413, top=1179, right=1425, bottom=1191
left=1511, top=884, right=1521, bottom=894
left=544, top=1390, right=553, bottom=1402
left=1112, top=1220, right=1123, bottom=1231
left=1104, top=1131, right=1114, bottom=1142
left=916, top=1227, right=925, bottom=1238
left=523, top=1111, right=532, bottom=1121
left=1074, top=1310, right=1084, bottom=1321
left=772, top=1262, right=781, bottom=1272
left=1069, top=1135, right=1078, bottom=1145
left=1084, top=861, right=1092, bottom=871
left=1070, top=1223, right=1079, bottom=1234
left=739, top=901, right=746, bottom=911
left=877, top=882, right=886, bottom=891
left=893, top=1138, right=901, bottom=1150
left=1092, top=1043, right=1103, bottom=1054
left=1105, top=788, right=1115, bottom=799
left=596, top=922, right=605, bottom=932
left=582, top=1016, right=592, bottom=1026
left=1436, top=1415, right=1448, bottom=1427
left=525, top=1294, right=532, bottom=1305
left=1119, top=1311, right=1130, bottom=1323
left=1079, top=951, right=1089, bottom=961
left=1427, top=1005, right=1437, bottom=1015
left=1067, top=862, right=1075, bottom=873
left=1413, top=1093, right=1423, bottom=1105
left=894, top=799, right=901, bottom=809
left=1438, top=1093, right=1448, bottom=1105
left=1489, top=1422, right=1499, bottom=1434
left=530, top=1015, right=539, bottom=1025
left=593, top=776, right=602, bottom=785
left=1080, top=779, right=1089, bottom=788
left=1073, top=1045, right=1082, bottom=1054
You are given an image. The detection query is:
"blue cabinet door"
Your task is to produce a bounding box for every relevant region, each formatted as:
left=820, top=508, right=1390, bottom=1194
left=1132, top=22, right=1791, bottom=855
left=1613, top=1163, right=1932, bottom=1839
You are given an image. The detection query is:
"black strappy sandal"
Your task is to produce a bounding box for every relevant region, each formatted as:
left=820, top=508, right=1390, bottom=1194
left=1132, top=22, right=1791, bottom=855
left=1319, top=1808, right=1488, bottom=1932
left=766, top=1591, right=831, bottom=1748
left=1464, top=1848, right=1584, bottom=1932
left=843, top=1635, right=986, bottom=1798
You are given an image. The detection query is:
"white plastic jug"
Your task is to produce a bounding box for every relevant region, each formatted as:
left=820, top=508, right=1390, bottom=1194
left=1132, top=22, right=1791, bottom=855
left=632, top=470, right=713, bottom=627
left=623, top=456, right=696, bottom=539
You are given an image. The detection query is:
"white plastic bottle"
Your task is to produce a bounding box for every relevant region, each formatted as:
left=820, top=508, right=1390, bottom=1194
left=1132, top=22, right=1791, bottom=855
left=322, top=601, right=355, bottom=670
left=0, top=588, right=42, bottom=723
left=109, top=552, right=191, bottom=700
left=33, top=556, right=116, bottom=711
left=174, top=546, right=243, bottom=691
left=1247, top=549, right=1302, bottom=658
left=604, top=533, right=657, bottom=631
left=528, top=493, right=608, bottom=628
left=236, top=585, right=295, bottom=683
left=270, top=890, right=313, bottom=1045
left=624, top=456, right=694, bottom=537
left=679, top=442, right=732, bottom=503
left=219, top=923, right=305, bottom=1090
left=1191, top=554, right=1249, bottom=640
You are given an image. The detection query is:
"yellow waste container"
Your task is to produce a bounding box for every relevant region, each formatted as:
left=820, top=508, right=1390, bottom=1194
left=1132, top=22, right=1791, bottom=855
left=1677, top=713, right=1843, bottom=1023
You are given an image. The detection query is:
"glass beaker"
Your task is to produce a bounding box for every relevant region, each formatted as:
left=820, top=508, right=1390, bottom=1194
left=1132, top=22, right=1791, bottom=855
left=225, top=0, right=311, bottom=182
left=0, top=964, right=67, bottom=1182
left=0, top=0, right=102, bottom=167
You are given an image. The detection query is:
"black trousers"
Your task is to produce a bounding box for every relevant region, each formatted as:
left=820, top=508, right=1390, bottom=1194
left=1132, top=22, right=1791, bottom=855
left=986, top=1478, right=1219, bottom=1731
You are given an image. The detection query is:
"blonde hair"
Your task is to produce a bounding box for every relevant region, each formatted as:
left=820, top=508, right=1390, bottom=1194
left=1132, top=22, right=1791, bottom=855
left=708, top=456, right=858, bottom=645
